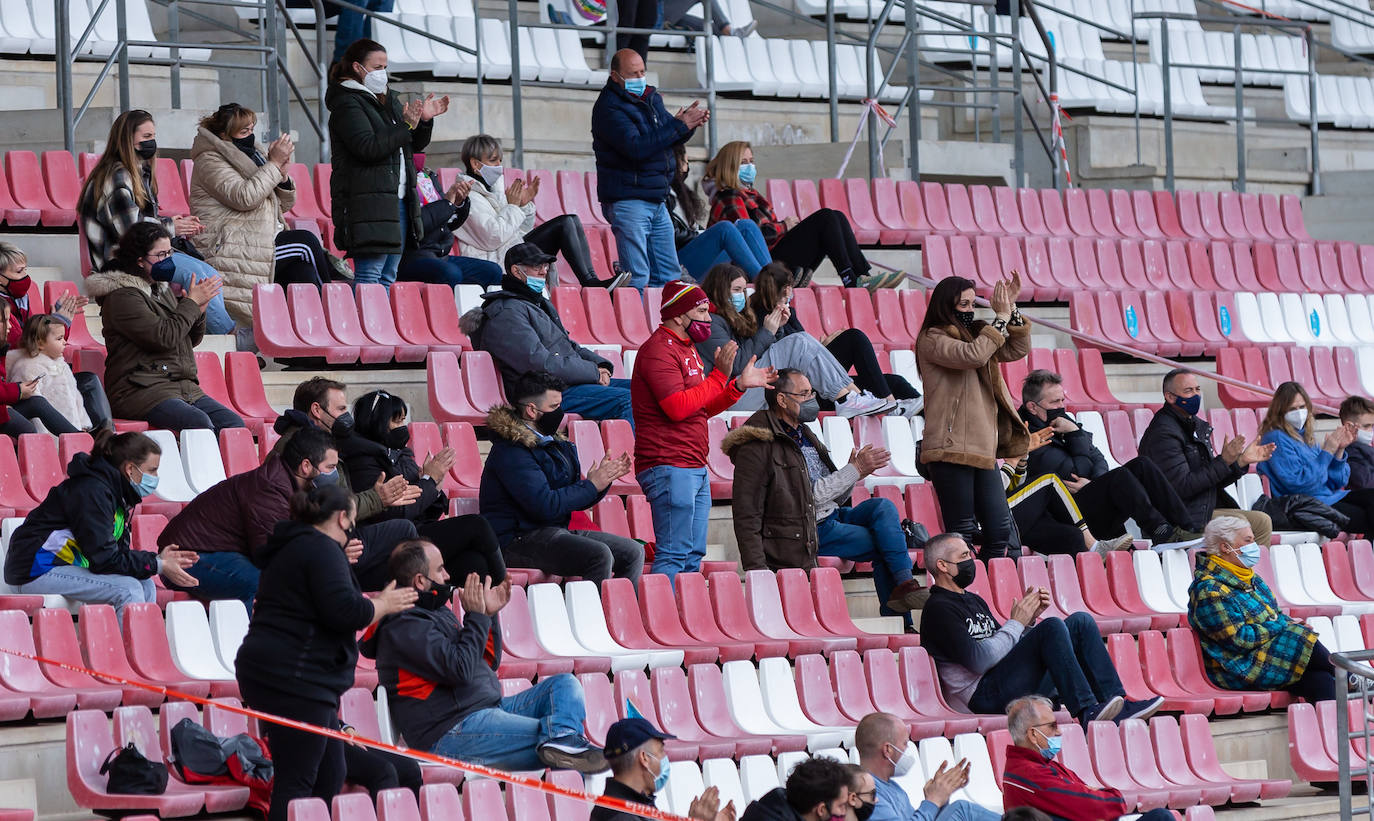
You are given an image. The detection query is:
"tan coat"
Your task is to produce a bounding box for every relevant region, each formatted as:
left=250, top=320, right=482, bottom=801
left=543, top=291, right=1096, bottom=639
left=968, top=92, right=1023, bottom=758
left=188, top=127, right=296, bottom=325
left=917, top=321, right=1032, bottom=470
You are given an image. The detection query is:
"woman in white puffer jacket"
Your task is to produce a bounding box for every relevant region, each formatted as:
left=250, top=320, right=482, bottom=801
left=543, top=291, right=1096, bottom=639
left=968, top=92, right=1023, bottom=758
left=453, top=134, right=627, bottom=289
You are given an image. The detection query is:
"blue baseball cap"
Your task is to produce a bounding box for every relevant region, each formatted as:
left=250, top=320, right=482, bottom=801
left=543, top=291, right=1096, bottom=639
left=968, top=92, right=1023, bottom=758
left=603, top=717, right=676, bottom=758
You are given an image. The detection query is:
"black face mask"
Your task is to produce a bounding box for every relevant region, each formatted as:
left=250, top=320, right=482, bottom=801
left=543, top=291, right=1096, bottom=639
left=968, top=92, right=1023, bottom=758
left=535, top=407, right=565, bottom=437
left=955, top=310, right=976, bottom=330
left=415, top=577, right=455, bottom=611
left=951, top=558, right=977, bottom=589
left=855, top=801, right=876, bottom=821
left=385, top=425, right=410, bottom=449
left=325, top=410, right=354, bottom=440
left=135, top=139, right=158, bottom=160
left=232, top=133, right=256, bottom=153
left=1044, top=407, right=1069, bottom=423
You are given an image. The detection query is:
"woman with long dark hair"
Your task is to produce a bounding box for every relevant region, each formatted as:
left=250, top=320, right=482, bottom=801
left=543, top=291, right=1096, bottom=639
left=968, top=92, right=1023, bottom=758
left=668, top=143, right=770, bottom=280
left=236, top=484, right=417, bottom=821
left=917, top=272, right=1030, bottom=560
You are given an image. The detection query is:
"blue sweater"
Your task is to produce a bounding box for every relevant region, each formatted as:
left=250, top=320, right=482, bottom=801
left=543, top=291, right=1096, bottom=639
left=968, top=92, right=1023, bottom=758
left=590, top=81, right=692, bottom=204
left=1257, top=429, right=1349, bottom=505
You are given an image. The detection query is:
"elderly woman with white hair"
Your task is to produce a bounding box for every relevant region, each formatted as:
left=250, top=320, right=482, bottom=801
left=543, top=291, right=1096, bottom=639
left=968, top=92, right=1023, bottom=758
left=1187, top=515, right=1336, bottom=703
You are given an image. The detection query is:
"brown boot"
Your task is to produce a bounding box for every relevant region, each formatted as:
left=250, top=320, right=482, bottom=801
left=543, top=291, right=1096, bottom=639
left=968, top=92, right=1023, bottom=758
left=886, top=578, right=929, bottom=613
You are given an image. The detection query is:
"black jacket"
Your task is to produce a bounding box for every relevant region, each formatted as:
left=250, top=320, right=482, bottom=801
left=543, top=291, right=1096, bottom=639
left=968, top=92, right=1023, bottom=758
left=1019, top=408, right=1109, bottom=482
left=589, top=779, right=661, bottom=821
left=403, top=170, right=474, bottom=262
left=590, top=80, right=691, bottom=204
left=1137, top=405, right=1246, bottom=531
left=1349, top=441, right=1374, bottom=490
left=740, top=788, right=806, bottom=821
left=337, top=433, right=446, bottom=525
left=234, top=520, right=376, bottom=705
left=3, top=452, right=156, bottom=586
left=325, top=81, right=432, bottom=256
left=358, top=601, right=502, bottom=753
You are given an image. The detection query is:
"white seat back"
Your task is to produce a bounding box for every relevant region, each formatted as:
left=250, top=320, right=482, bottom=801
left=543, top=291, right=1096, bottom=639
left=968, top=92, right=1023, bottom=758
left=207, top=599, right=249, bottom=674
left=165, top=600, right=235, bottom=680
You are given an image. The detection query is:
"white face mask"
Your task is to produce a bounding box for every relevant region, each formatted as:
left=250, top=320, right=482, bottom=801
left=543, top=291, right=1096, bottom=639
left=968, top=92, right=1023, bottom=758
left=479, top=164, right=504, bottom=188
left=363, top=67, right=388, bottom=95
left=1358, top=429, right=1374, bottom=446
left=886, top=744, right=916, bottom=778
left=1285, top=408, right=1308, bottom=431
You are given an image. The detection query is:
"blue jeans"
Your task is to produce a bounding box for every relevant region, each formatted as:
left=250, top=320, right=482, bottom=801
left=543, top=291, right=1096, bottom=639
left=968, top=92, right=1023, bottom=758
left=398, top=255, right=502, bottom=288
left=967, top=612, right=1125, bottom=718
left=430, top=674, right=587, bottom=770
left=604, top=199, right=680, bottom=290
left=170, top=251, right=235, bottom=334
left=637, top=464, right=711, bottom=583
left=353, top=200, right=405, bottom=288
left=175, top=551, right=260, bottom=616
left=19, top=565, right=156, bottom=621
left=561, top=378, right=633, bottom=426
left=145, top=395, right=245, bottom=434
left=331, top=0, right=395, bottom=62
left=678, top=219, right=771, bottom=280
left=817, top=498, right=914, bottom=619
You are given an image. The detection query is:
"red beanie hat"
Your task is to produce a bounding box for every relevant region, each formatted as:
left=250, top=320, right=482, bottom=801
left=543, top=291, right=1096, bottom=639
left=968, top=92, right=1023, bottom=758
left=660, top=280, right=710, bottom=321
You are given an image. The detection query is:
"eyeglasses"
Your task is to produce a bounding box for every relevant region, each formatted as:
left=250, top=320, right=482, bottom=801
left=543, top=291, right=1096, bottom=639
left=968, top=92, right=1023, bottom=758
left=146, top=249, right=174, bottom=261
left=780, top=389, right=817, bottom=400
left=518, top=263, right=552, bottom=275
left=852, top=790, right=877, bottom=801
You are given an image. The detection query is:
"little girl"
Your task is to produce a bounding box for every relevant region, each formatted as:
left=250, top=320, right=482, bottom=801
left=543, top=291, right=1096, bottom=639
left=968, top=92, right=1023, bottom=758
left=7, top=314, right=92, bottom=431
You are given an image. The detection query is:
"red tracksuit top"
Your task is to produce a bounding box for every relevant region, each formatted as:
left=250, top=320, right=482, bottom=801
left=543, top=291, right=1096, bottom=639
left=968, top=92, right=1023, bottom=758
left=631, top=325, right=743, bottom=475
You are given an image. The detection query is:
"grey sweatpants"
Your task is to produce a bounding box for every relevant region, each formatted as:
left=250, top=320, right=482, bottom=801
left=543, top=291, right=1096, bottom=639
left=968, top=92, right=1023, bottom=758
left=732, top=332, right=853, bottom=411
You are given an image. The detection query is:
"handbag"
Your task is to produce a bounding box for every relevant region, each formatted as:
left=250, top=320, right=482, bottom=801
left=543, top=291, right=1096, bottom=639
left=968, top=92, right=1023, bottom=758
left=99, top=742, right=169, bottom=795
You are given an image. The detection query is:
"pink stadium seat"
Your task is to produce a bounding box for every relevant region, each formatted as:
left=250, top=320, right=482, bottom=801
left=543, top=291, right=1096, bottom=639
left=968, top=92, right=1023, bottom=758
left=224, top=351, right=280, bottom=423
left=0, top=436, right=37, bottom=515
left=7, top=150, right=72, bottom=225
left=1195, top=192, right=1232, bottom=241
left=576, top=288, right=628, bottom=348
left=792, top=179, right=822, bottom=219
left=254, top=284, right=322, bottom=360
left=76, top=604, right=169, bottom=707
left=919, top=233, right=953, bottom=281
left=1144, top=289, right=1201, bottom=356
left=305, top=286, right=387, bottom=364
left=58, top=431, right=94, bottom=469
left=282, top=163, right=326, bottom=225
left=1293, top=242, right=1327, bottom=293
left=819, top=179, right=879, bottom=245
left=603, top=578, right=716, bottom=665
left=189, top=351, right=262, bottom=437
left=764, top=179, right=798, bottom=223
left=1085, top=721, right=1178, bottom=811
left=551, top=286, right=596, bottom=345
left=988, top=558, right=1056, bottom=623
left=1216, top=192, right=1250, bottom=241
left=439, top=421, right=483, bottom=497
left=42, top=150, right=83, bottom=214
left=676, top=572, right=788, bottom=659
left=420, top=283, right=470, bottom=348
left=1224, top=243, right=1262, bottom=293
left=1094, top=291, right=1157, bottom=355
left=852, top=178, right=916, bottom=243
left=388, top=282, right=458, bottom=353
left=1103, top=409, right=1140, bottom=464
left=1106, top=190, right=1142, bottom=239
left=494, top=585, right=580, bottom=676
left=1253, top=242, right=1291, bottom=293
left=0, top=609, right=81, bottom=716
left=1111, top=632, right=1214, bottom=717
left=1330, top=346, right=1368, bottom=399
left=822, top=649, right=878, bottom=725
left=121, top=602, right=219, bottom=698
left=1280, top=194, right=1312, bottom=241
left=1236, top=193, right=1273, bottom=241
left=151, top=158, right=191, bottom=218
left=355, top=284, right=427, bottom=361
left=611, top=286, right=652, bottom=348
left=1016, top=237, right=1056, bottom=301
left=967, top=184, right=1004, bottom=234
left=1291, top=348, right=1339, bottom=408
left=896, top=645, right=988, bottom=734
left=1174, top=241, right=1214, bottom=291
left=1014, top=188, right=1047, bottom=236
left=891, top=180, right=935, bottom=236
left=1115, top=240, right=1150, bottom=290
left=1167, top=627, right=1273, bottom=711
left=525, top=169, right=562, bottom=225
left=1336, top=242, right=1370, bottom=291
left=428, top=352, right=485, bottom=426
left=1032, top=189, right=1071, bottom=238
left=794, top=652, right=865, bottom=728
left=686, top=663, right=804, bottom=755
left=334, top=792, right=380, bottom=821
left=418, top=784, right=464, bottom=821
left=1059, top=188, right=1096, bottom=237
left=940, top=183, right=979, bottom=234
left=1123, top=191, right=1163, bottom=240
left=1181, top=713, right=1290, bottom=798
left=992, top=186, right=1027, bottom=235
left=17, top=432, right=63, bottom=502
left=808, top=567, right=918, bottom=651
left=0, top=157, right=37, bottom=226
left=556, top=171, right=602, bottom=226
left=1170, top=292, right=1219, bottom=353
left=1321, top=540, right=1367, bottom=603
left=1173, top=191, right=1208, bottom=240
left=650, top=665, right=773, bottom=756
left=217, top=427, right=258, bottom=478
left=971, top=236, right=1003, bottom=293
left=638, top=574, right=751, bottom=663
left=1101, top=553, right=1181, bottom=631
left=1095, top=240, right=1131, bottom=290
left=1251, top=193, right=1286, bottom=241
left=863, top=648, right=951, bottom=736
left=68, top=709, right=205, bottom=817
left=1079, top=188, right=1119, bottom=238
left=608, top=670, right=702, bottom=759
left=811, top=285, right=849, bottom=339
left=1287, top=701, right=1338, bottom=782
left=377, top=789, right=423, bottom=821
left=775, top=567, right=890, bottom=652
left=739, top=570, right=856, bottom=655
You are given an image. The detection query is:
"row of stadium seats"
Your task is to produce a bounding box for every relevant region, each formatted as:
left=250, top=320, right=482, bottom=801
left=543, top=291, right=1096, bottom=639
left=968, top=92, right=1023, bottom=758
left=1285, top=73, right=1374, bottom=129
left=0, top=0, right=208, bottom=60
left=1288, top=699, right=1374, bottom=782
left=1215, top=344, right=1374, bottom=409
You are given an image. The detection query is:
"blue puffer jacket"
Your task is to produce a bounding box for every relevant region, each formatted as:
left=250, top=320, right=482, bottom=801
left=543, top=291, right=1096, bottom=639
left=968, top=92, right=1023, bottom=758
left=478, top=406, right=608, bottom=545
left=590, top=80, right=692, bottom=204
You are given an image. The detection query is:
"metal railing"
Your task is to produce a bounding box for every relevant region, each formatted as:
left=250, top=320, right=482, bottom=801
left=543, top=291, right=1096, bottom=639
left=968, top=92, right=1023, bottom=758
left=1331, top=650, right=1374, bottom=820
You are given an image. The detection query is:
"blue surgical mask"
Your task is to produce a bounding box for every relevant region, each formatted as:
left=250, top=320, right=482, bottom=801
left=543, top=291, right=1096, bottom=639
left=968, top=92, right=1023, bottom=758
left=1173, top=393, right=1202, bottom=416
left=1238, top=543, right=1262, bottom=568
left=313, top=468, right=339, bottom=486
left=131, top=468, right=159, bottom=499
left=731, top=292, right=747, bottom=312
left=623, top=77, right=647, bottom=96
left=652, top=754, right=670, bottom=793
left=1040, top=734, right=1062, bottom=761
left=737, top=163, right=757, bottom=186
left=150, top=257, right=177, bottom=282
left=525, top=275, right=546, bottom=295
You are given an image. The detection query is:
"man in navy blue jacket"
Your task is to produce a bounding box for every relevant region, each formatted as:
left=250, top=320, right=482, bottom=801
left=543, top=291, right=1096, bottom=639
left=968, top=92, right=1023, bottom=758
left=478, top=371, right=644, bottom=584
left=591, top=48, right=709, bottom=290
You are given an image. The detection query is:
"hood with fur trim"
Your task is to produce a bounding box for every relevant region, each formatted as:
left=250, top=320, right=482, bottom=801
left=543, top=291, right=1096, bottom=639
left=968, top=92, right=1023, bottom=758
left=720, top=421, right=777, bottom=457
left=485, top=405, right=567, bottom=448
left=85, top=269, right=167, bottom=302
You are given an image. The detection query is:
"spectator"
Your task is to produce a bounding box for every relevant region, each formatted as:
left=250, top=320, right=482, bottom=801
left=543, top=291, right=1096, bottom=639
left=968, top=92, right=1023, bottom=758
left=1258, top=380, right=1374, bottom=531
left=918, top=533, right=1163, bottom=726
left=271, top=376, right=423, bottom=590
left=1001, top=438, right=1134, bottom=557
left=741, top=755, right=853, bottom=821
left=854, top=712, right=998, bottom=821
left=670, top=143, right=770, bottom=280
left=1340, top=395, right=1374, bottom=490
left=189, top=102, right=331, bottom=328
left=326, top=38, right=448, bottom=287
left=723, top=368, right=925, bottom=622
left=87, top=223, right=246, bottom=434
left=362, top=539, right=606, bottom=770
left=340, top=388, right=459, bottom=532
left=591, top=717, right=736, bottom=821
left=0, top=242, right=112, bottom=429
left=917, top=274, right=1028, bottom=561
left=704, top=142, right=903, bottom=290
left=2, top=430, right=198, bottom=618
left=235, top=484, right=417, bottom=821
left=455, top=135, right=626, bottom=289
left=750, top=262, right=922, bottom=415
left=632, top=280, right=775, bottom=580
left=1187, top=515, right=1337, bottom=703
left=158, top=426, right=337, bottom=613
left=592, top=49, right=707, bottom=290
left=1019, top=369, right=1197, bottom=546
left=664, top=0, right=755, bottom=36
left=479, top=372, right=643, bottom=585
left=698, top=264, right=896, bottom=417
left=612, top=0, right=657, bottom=60
left=399, top=155, right=502, bottom=288
left=331, top=0, right=392, bottom=63
left=1001, top=695, right=1173, bottom=821
left=841, top=764, right=876, bottom=821
left=77, top=109, right=236, bottom=337
left=1137, top=369, right=1274, bottom=546
left=467, top=243, right=633, bottom=423
left=0, top=308, right=85, bottom=436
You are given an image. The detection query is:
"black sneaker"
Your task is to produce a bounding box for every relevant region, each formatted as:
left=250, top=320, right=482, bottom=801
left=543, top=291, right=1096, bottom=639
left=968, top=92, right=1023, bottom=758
left=1077, top=696, right=1125, bottom=729
left=537, top=735, right=608, bottom=773
left=1114, top=696, right=1165, bottom=724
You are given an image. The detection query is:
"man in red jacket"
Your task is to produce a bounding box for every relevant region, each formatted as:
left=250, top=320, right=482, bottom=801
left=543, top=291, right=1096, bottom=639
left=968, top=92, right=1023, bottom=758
left=1002, top=695, right=1172, bottom=821
left=631, top=280, right=775, bottom=581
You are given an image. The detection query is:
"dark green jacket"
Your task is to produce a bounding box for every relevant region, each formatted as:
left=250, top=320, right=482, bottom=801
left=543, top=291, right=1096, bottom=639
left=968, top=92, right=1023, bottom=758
left=325, top=81, right=432, bottom=257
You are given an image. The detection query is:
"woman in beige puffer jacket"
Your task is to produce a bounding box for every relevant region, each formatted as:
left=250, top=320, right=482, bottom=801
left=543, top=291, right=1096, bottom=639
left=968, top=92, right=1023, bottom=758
left=188, top=104, right=296, bottom=327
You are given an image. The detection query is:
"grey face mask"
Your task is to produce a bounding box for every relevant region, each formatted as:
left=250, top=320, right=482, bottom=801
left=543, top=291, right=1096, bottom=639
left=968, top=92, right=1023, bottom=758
left=797, top=397, right=820, bottom=424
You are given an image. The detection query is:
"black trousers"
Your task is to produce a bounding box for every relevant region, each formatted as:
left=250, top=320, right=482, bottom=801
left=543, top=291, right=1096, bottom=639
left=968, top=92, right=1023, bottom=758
left=274, top=229, right=336, bottom=288
left=525, top=214, right=599, bottom=285
left=1074, top=457, right=1192, bottom=540
left=237, top=686, right=345, bottom=821
left=354, top=519, right=419, bottom=592
left=613, top=0, right=659, bottom=59
left=344, top=744, right=422, bottom=797
left=928, top=461, right=1016, bottom=560
left=1009, top=474, right=1088, bottom=555
left=770, top=208, right=870, bottom=286
left=75, top=371, right=113, bottom=430
left=417, top=514, right=508, bottom=585
left=0, top=395, right=79, bottom=436
left=824, top=328, right=919, bottom=399
left=1286, top=640, right=1336, bottom=704
left=1335, top=487, right=1374, bottom=535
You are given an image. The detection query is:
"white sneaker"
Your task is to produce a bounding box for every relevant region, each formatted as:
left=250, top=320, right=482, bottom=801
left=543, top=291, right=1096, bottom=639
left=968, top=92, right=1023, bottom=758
left=837, top=391, right=897, bottom=418
left=887, top=397, right=924, bottom=417
left=1092, top=534, right=1135, bottom=558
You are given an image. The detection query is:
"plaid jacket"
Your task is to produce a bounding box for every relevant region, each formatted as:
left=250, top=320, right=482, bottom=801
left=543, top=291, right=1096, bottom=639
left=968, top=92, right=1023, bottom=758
left=708, top=186, right=786, bottom=248
left=79, top=163, right=173, bottom=270
left=1187, top=552, right=1317, bottom=690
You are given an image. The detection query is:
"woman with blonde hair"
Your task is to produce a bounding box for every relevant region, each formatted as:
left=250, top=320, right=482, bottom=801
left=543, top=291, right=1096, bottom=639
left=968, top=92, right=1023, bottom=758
left=77, top=109, right=235, bottom=336
left=704, top=141, right=903, bottom=290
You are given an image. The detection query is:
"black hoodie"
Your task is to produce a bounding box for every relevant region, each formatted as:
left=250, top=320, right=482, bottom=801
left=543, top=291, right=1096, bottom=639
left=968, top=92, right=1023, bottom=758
left=234, top=519, right=376, bottom=705
left=740, top=788, right=807, bottom=821
left=4, top=452, right=155, bottom=586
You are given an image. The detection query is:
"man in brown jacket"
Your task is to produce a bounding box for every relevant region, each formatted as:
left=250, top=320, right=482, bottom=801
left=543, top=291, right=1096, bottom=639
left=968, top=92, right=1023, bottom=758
left=722, top=369, right=925, bottom=619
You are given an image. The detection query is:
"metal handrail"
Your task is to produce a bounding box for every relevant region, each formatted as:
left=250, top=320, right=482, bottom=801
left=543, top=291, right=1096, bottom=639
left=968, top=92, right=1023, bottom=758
left=1331, top=650, right=1374, bottom=820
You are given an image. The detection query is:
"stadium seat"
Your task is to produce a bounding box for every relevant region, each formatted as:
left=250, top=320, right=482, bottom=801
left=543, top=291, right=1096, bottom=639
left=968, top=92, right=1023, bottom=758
left=6, top=149, right=71, bottom=224
left=420, top=284, right=471, bottom=349
left=1108, top=631, right=1214, bottom=715
left=739, top=570, right=857, bottom=656
left=180, top=428, right=227, bottom=495
left=223, top=352, right=279, bottom=426
left=636, top=574, right=752, bottom=663
left=418, top=784, right=462, bottom=821
left=566, top=580, right=679, bottom=669
left=676, top=572, right=789, bottom=659
left=528, top=583, right=637, bottom=671
left=67, top=709, right=204, bottom=817
left=254, top=284, right=321, bottom=361
left=1167, top=627, right=1276, bottom=712
left=16, top=432, right=62, bottom=502
left=0, top=608, right=82, bottom=716
left=896, top=646, right=988, bottom=734
left=319, top=283, right=399, bottom=364
left=120, top=603, right=216, bottom=698
left=29, top=606, right=122, bottom=709
left=427, top=352, right=485, bottom=425
left=140, top=430, right=197, bottom=503
left=1098, top=552, right=1181, bottom=630
left=207, top=599, right=249, bottom=674
left=720, top=660, right=846, bottom=751
left=860, top=647, right=955, bottom=736
left=217, top=427, right=256, bottom=479
left=354, top=284, right=428, bottom=361
left=601, top=577, right=717, bottom=665
left=143, top=702, right=253, bottom=811
left=163, top=600, right=238, bottom=684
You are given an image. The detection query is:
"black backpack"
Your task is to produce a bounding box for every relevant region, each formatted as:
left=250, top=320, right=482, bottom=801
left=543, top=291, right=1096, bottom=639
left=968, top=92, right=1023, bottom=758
left=100, top=743, right=169, bottom=795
